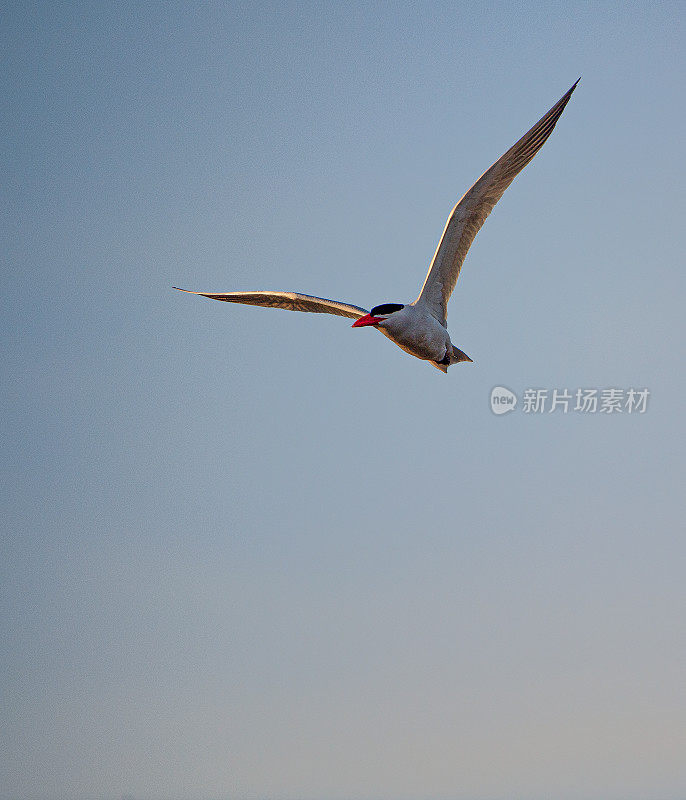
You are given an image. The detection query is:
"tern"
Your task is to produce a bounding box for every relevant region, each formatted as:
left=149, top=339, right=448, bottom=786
left=175, top=80, right=578, bottom=372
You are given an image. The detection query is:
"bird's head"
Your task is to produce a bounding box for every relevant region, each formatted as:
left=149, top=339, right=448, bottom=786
left=352, top=303, right=405, bottom=328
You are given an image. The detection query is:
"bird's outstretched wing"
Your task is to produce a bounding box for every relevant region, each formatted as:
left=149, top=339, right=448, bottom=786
left=415, top=79, right=579, bottom=327
left=173, top=288, right=368, bottom=320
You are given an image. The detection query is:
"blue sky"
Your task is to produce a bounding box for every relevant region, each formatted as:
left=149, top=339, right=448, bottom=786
left=2, top=2, right=685, bottom=799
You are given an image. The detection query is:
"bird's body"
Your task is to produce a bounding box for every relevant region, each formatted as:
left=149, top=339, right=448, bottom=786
left=382, top=304, right=450, bottom=363
left=376, top=304, right=454, bottom=369
left=175, top=80, right=579, bottom=372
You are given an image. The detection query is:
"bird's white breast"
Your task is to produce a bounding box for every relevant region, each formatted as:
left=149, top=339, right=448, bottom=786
left=379, top=304, right=451, bottom=363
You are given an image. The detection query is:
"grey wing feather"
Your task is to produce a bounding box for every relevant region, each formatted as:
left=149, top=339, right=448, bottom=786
left=173, top=288, right=368, bottom=320
left=416, top=79, right=579, bottom=326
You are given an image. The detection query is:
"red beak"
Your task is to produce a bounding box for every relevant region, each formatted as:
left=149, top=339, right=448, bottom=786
left=352, top=313, right=383, bottom=328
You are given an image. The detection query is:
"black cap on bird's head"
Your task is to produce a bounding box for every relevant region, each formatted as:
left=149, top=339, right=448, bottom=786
left=352, top=303, right=404, bottom=327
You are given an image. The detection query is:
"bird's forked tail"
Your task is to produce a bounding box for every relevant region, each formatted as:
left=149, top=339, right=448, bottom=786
left=451, top=346, right=473, bottom=364
left=432, top=346, right=473, bottom=372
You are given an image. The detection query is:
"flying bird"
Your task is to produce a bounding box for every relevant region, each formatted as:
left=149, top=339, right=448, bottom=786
left=175, top=80, right=578, bottom=372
